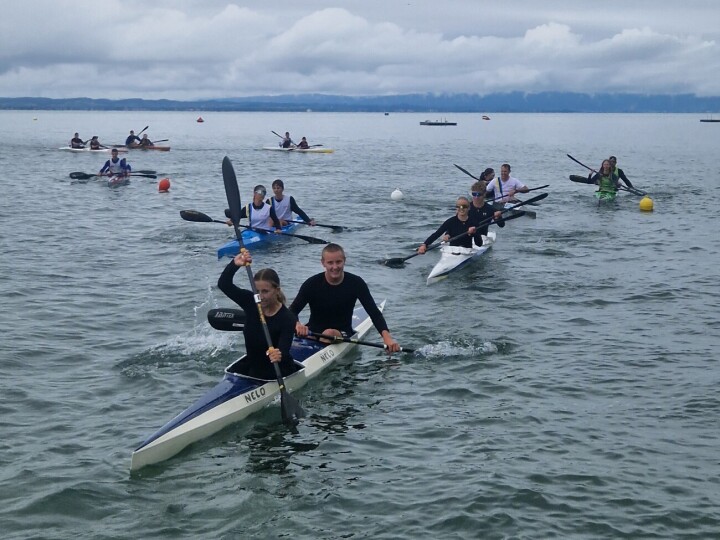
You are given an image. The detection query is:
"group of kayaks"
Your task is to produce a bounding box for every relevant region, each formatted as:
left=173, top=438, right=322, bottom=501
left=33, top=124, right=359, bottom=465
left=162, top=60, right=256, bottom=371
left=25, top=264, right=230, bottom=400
left=59, top=144, right=171, bottom=153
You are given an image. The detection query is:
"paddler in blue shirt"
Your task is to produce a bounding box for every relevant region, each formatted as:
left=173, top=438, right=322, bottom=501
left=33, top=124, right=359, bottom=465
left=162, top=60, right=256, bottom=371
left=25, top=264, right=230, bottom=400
left=225, top=184, right=282, bottom=232
left=281, top=132, right=293, bottom=148
left=99, top=148, right=131, bottom=177
left=267, top=179, right=316, bottom=227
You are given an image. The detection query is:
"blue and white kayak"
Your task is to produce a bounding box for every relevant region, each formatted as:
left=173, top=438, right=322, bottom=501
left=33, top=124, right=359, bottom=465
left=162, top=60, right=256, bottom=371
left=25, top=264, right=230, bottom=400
left=426, top=232, right=496, bottom=285
left=130, top=302, right=383, bottom=471
left=217, top=222, right=299, bottom=259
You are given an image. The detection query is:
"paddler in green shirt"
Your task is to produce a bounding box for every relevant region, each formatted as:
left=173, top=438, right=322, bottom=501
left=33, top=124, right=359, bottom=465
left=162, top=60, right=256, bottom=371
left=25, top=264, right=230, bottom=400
left=588, top=159, right=620, bottom=194
left=608, top=156, right=635, bottom=188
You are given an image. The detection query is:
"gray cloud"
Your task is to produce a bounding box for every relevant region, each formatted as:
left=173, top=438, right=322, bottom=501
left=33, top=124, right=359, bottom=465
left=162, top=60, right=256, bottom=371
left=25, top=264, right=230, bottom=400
left=1, top=1, right=718, bottom=98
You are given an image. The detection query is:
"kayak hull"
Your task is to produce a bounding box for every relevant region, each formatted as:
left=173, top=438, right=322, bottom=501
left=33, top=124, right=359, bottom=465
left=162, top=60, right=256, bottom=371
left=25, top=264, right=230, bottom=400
left=595, top=190, right=617, bottom=202
left=107, top=175, right=129, bottom=188
left=426, top=232, right=496, bottom=285
left=59, top=147, right=127, bottom=153
left=130, top=302, right=382, bottom=471
left=217, top=222, right=299, bottom=259
left=117, top=145, right=171, bottom=152
left=261, top=146, right=334, bottom=154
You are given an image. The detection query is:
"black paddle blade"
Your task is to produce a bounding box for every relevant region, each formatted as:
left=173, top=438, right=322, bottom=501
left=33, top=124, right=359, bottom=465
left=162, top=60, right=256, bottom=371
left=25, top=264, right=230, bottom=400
left=380, top=258, right=408, bottom=268
left=569, top=174, right=594, bottom=184
left=454, top=163, right=480, bottom=180
left=206, top=308, right=246, bottom=331
left=69, top=172, right=94, bottom=180
left=280, top=389, right=305, bottom=425
left=134, top=169, right=156, bottom=175
left=180, top=209, right=214, bottom=223
left=298, top=235, right=329, bottom=245
left=222, top=156, right=242, bottom=225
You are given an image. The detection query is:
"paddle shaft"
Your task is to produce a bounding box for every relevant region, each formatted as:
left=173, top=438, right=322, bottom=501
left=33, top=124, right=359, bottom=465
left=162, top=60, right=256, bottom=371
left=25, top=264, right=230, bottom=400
left=222, top=157, right=304, bottom=422
left=288, top=219, right=343, bottom=232
left=206, top=309, right=414, bottom=354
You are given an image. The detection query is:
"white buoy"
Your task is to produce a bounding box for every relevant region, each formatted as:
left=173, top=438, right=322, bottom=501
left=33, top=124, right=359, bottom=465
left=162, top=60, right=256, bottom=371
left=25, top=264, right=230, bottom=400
left=391, top=188, right=404, bottom=201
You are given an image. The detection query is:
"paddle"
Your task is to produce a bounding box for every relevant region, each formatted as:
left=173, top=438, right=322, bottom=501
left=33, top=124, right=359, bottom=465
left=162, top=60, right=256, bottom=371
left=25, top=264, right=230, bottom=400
left=221, top=156, right=305, bottom=425
left=134, top=170, right=157, bottom=175
left=272, top=130, right=295, bottom=147
left=567, top=156, right=648, bottom=196
left=379, top=197, right=543, bottom=268
left=179, top=210, right=329, bottom=245
left=454, top=163, right=480, bottom=181
left=206, top=308, right=414, bottom=354
left=287, top=220, right=344, bottom=233
left=69, top=172, right=157, bottom=180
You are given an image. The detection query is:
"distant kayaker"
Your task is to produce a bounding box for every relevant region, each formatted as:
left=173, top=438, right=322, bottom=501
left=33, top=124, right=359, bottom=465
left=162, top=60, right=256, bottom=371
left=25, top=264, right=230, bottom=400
left=138, top=134, right=154, bottom=147
left=589, top=159, right=619, bottom=193
left=125, top=130, right=141, bottom=146
left=89, top=136, right=106, bottom=150
left=469, top=181, right=504, bottom=238
left=280, top=132, right=293, bottom=148
left=290, top=243, right=401, bottom=353
left=608, top=156, right=634, bottom=188
left=218, top=250, right=299, bottom=380
left=296, top=137, right=310, bottom=149
left=99, top=148, right=131, bottom=177
left=267, top=179, right=316, bottom=227
left=69, top=132, right=85, bottom=148
left=224, top=184, right=282, bottom=231
left=417, top=196, right=484, bottom=253
left=485, top=163, right=529, bottom=204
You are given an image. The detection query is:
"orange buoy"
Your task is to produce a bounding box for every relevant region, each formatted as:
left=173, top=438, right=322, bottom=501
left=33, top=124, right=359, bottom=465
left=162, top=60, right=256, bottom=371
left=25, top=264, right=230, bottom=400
left=196, top=117, right=204, bottom=123
left=158, top=178, right=171, bottom=192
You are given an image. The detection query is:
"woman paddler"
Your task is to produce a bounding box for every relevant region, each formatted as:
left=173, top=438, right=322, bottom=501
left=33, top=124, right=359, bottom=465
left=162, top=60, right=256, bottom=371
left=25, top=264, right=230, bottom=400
left=218, top=250, right=299, bottom=380
left=589, top=159, right=620, bottom=195
left=225, top=184, right=282, bottom=232
left=416, top=196, right=483, bottom=254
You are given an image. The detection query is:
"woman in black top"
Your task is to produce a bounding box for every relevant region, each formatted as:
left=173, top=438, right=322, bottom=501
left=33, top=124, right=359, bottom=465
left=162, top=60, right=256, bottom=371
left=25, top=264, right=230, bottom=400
left=218, top=251, right=299, bottom=380
left=417, top=196, right=482, bottom=252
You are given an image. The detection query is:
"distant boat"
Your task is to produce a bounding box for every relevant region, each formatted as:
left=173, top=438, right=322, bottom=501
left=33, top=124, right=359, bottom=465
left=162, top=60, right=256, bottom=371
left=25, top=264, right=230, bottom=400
left=420, top=119, right=457, bottom=126
left=384, top=112, right=389, bottom=116
left=482, top=115, right=491, bottom=120
left=700, top=115, right=720, bottom=123
left=196, top=116, right=204, bottom=123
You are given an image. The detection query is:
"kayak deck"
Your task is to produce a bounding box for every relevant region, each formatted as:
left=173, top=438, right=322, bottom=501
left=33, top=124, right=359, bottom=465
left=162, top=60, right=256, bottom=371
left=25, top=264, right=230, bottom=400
left=217, top=222, right=299, bottom=259
left=130, top=302, right=382, bottom=471
left=426, top=232, right=496, bottom=285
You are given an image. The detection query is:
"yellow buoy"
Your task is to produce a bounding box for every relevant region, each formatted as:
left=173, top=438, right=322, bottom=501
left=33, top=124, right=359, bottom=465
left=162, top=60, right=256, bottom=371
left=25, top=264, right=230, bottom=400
left=639, top=196, right=654, bottom=212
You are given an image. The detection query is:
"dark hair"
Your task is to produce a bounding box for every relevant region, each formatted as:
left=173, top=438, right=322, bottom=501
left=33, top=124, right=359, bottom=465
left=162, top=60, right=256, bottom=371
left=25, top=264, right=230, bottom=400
left=609, top=156, right=617, bottom=161
left=253, top=184, right=267, bottom=196
left=501, top=163, right=511, bottom=172
left=480, top=168, right=494, bottom=181
left=254, top=268, right=286, bottom=305
left=272, top=179, right=284, bottom=189
left=322, top=243, right=346, bottom=261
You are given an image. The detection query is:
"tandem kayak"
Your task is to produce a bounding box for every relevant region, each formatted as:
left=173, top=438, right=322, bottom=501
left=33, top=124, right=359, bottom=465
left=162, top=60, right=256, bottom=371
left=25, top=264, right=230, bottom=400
left=130, top=302, right=383, bottom=470
left=261, top=146, right=334, bottom=154
left=117, top=144, right=171, bottom=152
left=217, top=222, right=299, bottom=259
left=59, top=146, right=127, bottom=153
left=426, top=231, right=496, bottom=285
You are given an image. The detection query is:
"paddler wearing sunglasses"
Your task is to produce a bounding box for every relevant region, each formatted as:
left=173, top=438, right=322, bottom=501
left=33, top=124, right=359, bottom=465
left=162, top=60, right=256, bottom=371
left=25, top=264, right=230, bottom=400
left=469, top=181, right=504, bottom=237
left=416, top=196, right=494, bottom=255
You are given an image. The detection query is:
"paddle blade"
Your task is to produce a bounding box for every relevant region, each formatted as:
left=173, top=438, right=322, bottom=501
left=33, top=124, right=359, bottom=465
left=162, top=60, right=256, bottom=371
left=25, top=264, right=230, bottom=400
left=569, top=174, right=594, bottom=184
left=380, top=258, right=408, bottom=268
left=207, top=308, right=246, bottom=331
left=222, top=157, right=242, bottom=225
left=454, top=163, right=479, bottom=180
left=134, top=169, right=157, bottom=175
left=280, top=389, right=305, bottom=424
left=69, top=172, right=94, bottom=180
left=180, top=209, right=214, bottom=223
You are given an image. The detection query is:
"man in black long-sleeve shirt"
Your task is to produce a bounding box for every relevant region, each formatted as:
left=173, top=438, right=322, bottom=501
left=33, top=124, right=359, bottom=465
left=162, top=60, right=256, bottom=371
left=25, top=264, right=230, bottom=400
left=289, top=243, right=401, bottom=352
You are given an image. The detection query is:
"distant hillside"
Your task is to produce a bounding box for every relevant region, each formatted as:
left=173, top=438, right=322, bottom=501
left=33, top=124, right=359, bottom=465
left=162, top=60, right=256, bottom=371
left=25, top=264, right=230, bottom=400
left=1, top=92, right=719, bottom=113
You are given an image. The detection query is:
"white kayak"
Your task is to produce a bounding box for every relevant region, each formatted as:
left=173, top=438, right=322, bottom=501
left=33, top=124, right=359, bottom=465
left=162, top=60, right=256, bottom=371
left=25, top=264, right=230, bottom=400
left=130, top=302, right=382, bottom=471
left=426, top=231, right=496, bottom=285
left=261, top=146, right=334, bottom=154
left=107, top=175, right=129, bottom=188
left=59, top=146, right=127, bottom=153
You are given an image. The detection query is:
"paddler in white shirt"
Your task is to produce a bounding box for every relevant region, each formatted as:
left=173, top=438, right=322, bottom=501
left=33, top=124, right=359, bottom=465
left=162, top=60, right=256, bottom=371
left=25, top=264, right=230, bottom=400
left=485, top=163, right=529, bottom=206
left=225, top=184, right=282, bottom=232
left=267, top=179, right=316, bottom=227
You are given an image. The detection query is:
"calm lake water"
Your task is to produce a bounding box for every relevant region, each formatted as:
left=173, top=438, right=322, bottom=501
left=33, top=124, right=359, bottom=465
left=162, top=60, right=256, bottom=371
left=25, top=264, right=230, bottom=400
left=1, top=111, right=719, bottom=539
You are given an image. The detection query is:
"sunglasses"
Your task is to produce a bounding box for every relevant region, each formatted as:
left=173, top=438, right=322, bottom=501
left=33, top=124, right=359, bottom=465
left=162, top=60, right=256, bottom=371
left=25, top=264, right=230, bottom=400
left=456, top=204, right=469, bottom=209
left=471, top=192, right=484, bottom=197
left=255, top=190, right=266, bottom=196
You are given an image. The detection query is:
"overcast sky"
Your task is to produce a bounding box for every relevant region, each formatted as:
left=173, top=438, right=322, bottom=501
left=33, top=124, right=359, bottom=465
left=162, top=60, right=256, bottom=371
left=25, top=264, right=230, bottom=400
left=2, top=1, right=718, bottom=99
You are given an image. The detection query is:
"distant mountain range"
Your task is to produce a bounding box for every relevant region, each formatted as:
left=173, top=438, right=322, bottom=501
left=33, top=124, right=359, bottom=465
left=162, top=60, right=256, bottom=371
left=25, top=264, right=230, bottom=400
left=1, top=92, right=719, bottom=113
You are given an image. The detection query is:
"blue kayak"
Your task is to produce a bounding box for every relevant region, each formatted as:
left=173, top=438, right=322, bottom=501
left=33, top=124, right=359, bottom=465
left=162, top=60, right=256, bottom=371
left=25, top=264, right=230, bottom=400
left=217, top=222, right=299, bottom=259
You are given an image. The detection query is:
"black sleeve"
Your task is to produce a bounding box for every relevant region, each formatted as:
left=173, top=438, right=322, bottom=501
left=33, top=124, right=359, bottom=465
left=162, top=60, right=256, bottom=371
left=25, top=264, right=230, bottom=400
left=589, top=172, right=601, bottom=185
left=217, top=261, right=255, bottom=312
left=289, top=196, right=312, bottom=223
left=224, top=206, right=248, bottom=220
left=288, top=278, right=311, bottom=317
left=423, top=217, right=454, bottom=246
left=268, top=206, right=281, bottom=229
left=618, top=168, right=633, bottom=187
